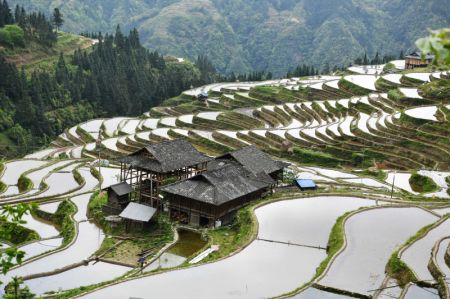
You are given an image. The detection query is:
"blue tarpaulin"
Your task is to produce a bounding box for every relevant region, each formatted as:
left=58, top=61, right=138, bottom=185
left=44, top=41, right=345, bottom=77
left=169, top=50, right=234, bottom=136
left=294, top=179, right=316, bottom=190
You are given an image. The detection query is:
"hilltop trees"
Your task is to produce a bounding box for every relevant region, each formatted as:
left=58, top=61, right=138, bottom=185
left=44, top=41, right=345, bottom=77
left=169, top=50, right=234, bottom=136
left=0, top=1, right=56, bottom=47
left=0, top=0, right=13, bottom=27
left=52, top=8, right=63, bottom=32
left=0, top=27, right=204, bottom=158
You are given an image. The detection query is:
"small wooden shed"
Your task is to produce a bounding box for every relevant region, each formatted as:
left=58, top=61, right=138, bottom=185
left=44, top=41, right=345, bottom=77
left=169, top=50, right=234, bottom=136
left=102, top=182, right=133, bottom=215
left=119, top=202, right=157, bottom=232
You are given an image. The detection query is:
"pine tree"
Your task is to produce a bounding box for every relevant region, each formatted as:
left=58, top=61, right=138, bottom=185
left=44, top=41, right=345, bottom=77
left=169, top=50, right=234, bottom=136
left=363, top=52, right=369, bottom=65
left=114, top=25, right=125, bottom=49
left=52, top=8, right=63, bottom=32
left=55, top=52, right=68, bottom=84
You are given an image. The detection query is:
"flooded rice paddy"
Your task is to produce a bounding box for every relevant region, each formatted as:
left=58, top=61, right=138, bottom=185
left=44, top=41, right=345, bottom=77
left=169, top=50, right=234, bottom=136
left=79, top=196, right=377, bottom=299
left=402, top=218, right=450, bottom=281
left=319, top=207, right=437, bottom=296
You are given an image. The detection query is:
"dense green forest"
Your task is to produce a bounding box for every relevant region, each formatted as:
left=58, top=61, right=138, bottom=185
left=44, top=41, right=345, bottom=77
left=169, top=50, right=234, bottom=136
left=8, top=0, right=450, bottom=75
left=0, top=2, right=224, bottom=158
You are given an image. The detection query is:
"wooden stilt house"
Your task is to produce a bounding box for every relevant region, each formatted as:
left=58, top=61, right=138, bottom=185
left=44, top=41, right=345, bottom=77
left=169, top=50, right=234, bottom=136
left=116, top=139, right=211, bottom=208
left=162, top=164, right=271, bottom=227
left=405, top=52, right=434, bottom=69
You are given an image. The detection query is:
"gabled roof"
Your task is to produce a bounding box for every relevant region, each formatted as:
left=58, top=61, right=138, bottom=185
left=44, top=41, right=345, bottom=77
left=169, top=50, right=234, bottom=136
left=405, top=51, right=434, bottom=60
left=107, top=182, right=133, bottom=196
left=162, top=164, right=270, bottom=206
left=120, top=202, right=156, bottom=222
left=216, top=146, right=289, bottom=175
left=117, top=139, right=211, bottom=173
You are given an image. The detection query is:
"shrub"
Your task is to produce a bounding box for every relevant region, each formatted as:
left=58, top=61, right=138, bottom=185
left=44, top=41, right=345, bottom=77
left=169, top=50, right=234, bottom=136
left=52, top=199, right=77, bottom=245
left=0, top=25, right=25, bottom=47
left=88, top=191, right=108, bottom=229
left=386, top=251, right=416, bottom=286
left=409, top=173, right=438, bottom=193
left=0, top=222, right=39, bottom=245
left=0, top=181, right=6, bottom=193
left=383, top=62, right=395, bottom=71
left=17, top=175, right=32, bottom=193
left=72, top=168, right=85, bottom=185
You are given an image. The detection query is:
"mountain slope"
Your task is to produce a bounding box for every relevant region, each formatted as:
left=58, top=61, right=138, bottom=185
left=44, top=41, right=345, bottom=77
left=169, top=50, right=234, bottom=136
left=9, top=0, right=450, bottom=75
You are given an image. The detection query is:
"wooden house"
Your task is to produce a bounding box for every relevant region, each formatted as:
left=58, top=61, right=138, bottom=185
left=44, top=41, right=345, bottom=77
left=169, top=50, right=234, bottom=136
left=405, top=52, right=434, bottom=69
left=162, top=164, right=271, bottom=227
left=210, top=146, right=289, bottom=184
left=116, top=139, right=211, bottom=208
left=102, top=182, right=133, bottom=215
left=195, top=91, right=208, bottom=102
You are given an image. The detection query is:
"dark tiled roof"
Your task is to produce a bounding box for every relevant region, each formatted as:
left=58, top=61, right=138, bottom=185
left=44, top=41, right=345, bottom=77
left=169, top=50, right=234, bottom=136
left=120, top=202, right=156, bottom=222
left=108, top=182, right=133, bottom=196
left=217, top=146, right=289, bottom=175
left=162, top=164, right=270, bottom=205
left=405, top=51, right=434, bottom=60
left=117, top=139, right=211, bottom=173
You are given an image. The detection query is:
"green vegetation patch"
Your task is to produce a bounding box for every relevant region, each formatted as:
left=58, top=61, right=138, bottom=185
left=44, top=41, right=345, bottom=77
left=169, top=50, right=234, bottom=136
left=338, top=78, right=372, bottom=96
left=203, top=204, right=256, bottom=263
left=419, top=79, right=450, bottom=100
left=0, top=25, right=25, bottom=47
left=17, top=174, right=33, bottom=193
left=0, top=221, right=39, bottom=245
left=314, top=211, right=350, bottom=277
left=88, top=191, right=108, bottom=229
left=101, top=214, right=173, bottom=266
left=357, top=169, right=387, bottom=181
left=386, top=250, right=416, bottom=286
left=386, top=221, right=439, bottom=286
left=52, top=199, right=77, bottom=245
left=409, top=173, right=438, bottom=193
left=72, top=168, right=85, bottom=186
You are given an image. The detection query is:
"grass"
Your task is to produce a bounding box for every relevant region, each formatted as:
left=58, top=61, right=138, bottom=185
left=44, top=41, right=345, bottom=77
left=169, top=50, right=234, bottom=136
left=386, top=250, right=416, bottom=286
left=52, top=199, right=77, bottom=245
left=88, top=191, right=108, bottom=228
left=0, top=221, right=40, bottom=245
left=338, top=78, right=372, bottom=96
left=409, top=173, right=439, bottom=193
left=0, top=181, right=6, bottom=193
left=314, top=211, right=350, bottom=277
left=418, top=79, right=450, bottom=100
left=88, top=191, right=174, bottom=266
left=72, top=168, right=85, bottom=185
left=385, top=221, right=440, bottom=286
left=76, top=126, right=96, bottom=143
left=202, top=207, right=256, bottom=263
left=98, top=214, right=174, bottom=266
left=357, top=169, right=387, bottom=181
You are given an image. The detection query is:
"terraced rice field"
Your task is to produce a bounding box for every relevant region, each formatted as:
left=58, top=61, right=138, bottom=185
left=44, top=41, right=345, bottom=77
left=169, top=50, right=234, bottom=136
left=1, top=60, right=450, bottom=298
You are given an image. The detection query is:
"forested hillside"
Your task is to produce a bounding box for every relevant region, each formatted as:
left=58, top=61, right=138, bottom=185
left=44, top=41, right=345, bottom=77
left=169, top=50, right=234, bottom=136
left=0, top=2, right=217, bottom=159
left=9, top=0, right=450, bottom=75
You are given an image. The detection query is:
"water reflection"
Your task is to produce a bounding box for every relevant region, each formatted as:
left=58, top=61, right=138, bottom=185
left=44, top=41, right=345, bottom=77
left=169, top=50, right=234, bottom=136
left=25, top=261, right=130, bottom=295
